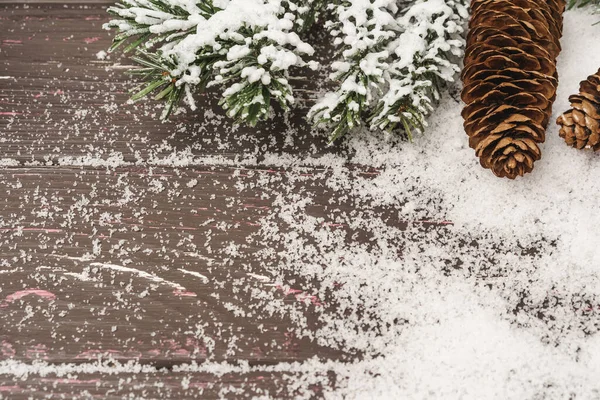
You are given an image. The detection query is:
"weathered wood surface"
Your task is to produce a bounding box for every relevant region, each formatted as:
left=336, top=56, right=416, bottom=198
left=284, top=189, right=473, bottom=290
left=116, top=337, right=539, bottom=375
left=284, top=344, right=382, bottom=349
left=0, top=4, right=354, bottom=398
left=0, top=367, right=333, bottom=399
left=0, top=4, right=336, bottom=164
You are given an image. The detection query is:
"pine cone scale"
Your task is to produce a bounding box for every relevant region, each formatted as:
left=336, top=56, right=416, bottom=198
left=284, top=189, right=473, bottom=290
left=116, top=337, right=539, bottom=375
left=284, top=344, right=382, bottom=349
left=462, top=0, right=565, bottom=179
left=557, top=69, right=600, bottom=151
left=578, top=99, right=600, bottom=119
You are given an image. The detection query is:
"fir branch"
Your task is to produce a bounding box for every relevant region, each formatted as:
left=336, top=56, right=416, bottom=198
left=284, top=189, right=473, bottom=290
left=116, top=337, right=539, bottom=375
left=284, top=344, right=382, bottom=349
left=165, top=0, right=317, bottom=125
left=105, top=0, right=318, bottom=125
left=211, top=43, right=299, bottom=126
left=310, top=0, right=468, bottom=141
left=287, top=0, right=329, bottom=32
left=308, top=0, right=399, bottom=141
left=104, top=0, right=224, bottom=119
left=126, top=50, right=187, bottom=119
left=104, top=0, right=219, bottom=53
left=369, top=0, right=468, bottom=137
left=567, top=0, right=600, bottom=9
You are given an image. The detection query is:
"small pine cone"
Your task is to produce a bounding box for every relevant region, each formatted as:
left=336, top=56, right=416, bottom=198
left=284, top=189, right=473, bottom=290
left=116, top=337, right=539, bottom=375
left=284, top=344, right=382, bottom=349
left=462, top=0, right=565, bottom=179
left=556, top=69, right=600, bottom=151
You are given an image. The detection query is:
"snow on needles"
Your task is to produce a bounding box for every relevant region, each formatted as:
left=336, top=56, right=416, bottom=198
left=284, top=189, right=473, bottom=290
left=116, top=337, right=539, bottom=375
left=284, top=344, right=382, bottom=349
left=105, top=0, right=317, bottom=124
left=5, top=6, right=600, bottom=400
left=169, top=0, right=314, bottom=85
left=309, top=0, right=467, bottom=139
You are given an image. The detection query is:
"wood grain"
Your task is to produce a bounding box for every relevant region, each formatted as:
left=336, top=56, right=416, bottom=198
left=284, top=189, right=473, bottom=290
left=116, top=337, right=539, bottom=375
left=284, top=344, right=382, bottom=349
left=0, top=4, right=349, bottom=397
left=0, top=367, right=334, bottom=399
left=0, top=4, right=337, bottom=165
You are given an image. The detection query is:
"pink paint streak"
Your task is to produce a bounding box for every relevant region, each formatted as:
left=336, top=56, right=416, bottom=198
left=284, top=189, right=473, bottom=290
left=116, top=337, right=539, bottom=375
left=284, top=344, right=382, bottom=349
left=83, top=37, right=101, bottom=44
left=32, top=90, right=63, bottom=99
left=276, top=285, right=302, bottom=296
left=276, top=285, right=324, bottom=307
left=0, top=112, right=22, bottom=116
left=24, top=227, right=63, bottom=233
left=185, top=337, right=208, bottom=357
left=242, top=205, right=271, bottom=210
left=40, top=378, right=100, bottom=385
left=0, top=227, right=63, bottom=233
left=1, top=341, right=15, bottom=358
left=0, top=386, right=19, bottom=392
left=172, top=348, right=190, bottom=356
left=25, top=344, right=48, bottom=360
left=251, top=346, right=264, bottom=358
left=153, top=337, right=207, bottom=359
left=283, top=332, right=300, bottom=352
left=188, top=382, right=209, bottom=389
left=1, top=290, right=56, bottom=308
left=296, top=293, right=323, bottom=307
left=2, top=40, right=22, bottom=45
left=75, top=349, right=142, bottom=360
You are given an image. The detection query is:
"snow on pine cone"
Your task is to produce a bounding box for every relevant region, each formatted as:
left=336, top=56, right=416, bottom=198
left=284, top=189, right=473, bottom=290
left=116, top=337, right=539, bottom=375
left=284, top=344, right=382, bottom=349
left=556, top=69, right=600, bottom=151
left=461, top=0, right=565, bottom=179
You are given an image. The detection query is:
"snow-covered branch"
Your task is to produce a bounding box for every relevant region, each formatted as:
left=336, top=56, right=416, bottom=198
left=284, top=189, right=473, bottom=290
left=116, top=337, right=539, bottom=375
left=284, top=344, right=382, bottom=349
left=308, top=0, right=399, bottom=141
left=311, top=0, right=468, bottom=141
left=370, top=0, right=468, bottom=138
left=106, top=0, right=322, bottom=124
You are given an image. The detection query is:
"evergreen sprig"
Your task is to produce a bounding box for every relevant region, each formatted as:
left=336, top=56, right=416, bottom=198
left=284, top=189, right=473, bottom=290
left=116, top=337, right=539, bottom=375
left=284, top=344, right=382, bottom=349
left=308, top=0, right=398, bottom=141
left=370, top=0, right=468, bottom=138
left=105, top=0, right=321, bottom=125
left=127, top=49, right=218, bottom=119
left=105, top=0, right=219, bottom=53
left=309, top=0, right=468, bottom=142
left=105, top=0, right=223, bottom=118
left=310, top=49, right=391, bottom=141
left=567, top=0, right=600, bottom=9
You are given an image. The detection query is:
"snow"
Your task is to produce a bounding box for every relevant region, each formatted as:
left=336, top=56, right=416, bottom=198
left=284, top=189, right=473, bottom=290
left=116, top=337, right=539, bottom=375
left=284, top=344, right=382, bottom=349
left=105, top=0, right=317, bottom=124
left=249, top=9, right=600, bottom=397
left=309, top=0, right=398, bottom=132
left=4, top=3, right=600, bottom=400
left=310, top=0, right=466, bottom=136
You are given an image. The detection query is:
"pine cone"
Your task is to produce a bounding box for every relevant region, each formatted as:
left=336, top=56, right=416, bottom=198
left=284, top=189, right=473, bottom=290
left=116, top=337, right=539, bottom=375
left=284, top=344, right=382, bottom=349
left=461, top=0, right=565, bottom=179
left=556, top=69, right=600, bottom=151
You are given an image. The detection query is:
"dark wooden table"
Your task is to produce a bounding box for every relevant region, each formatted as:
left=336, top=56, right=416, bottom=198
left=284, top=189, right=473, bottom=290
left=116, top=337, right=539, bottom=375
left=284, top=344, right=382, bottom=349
left=0, top=2, right=361, bottom=398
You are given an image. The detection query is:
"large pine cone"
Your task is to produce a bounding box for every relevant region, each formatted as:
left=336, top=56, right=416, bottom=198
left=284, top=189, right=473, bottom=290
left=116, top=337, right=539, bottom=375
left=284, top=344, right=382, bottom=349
left=461, top=0, right=565, bottom=179
left=556, top=69, right=600, bottom=151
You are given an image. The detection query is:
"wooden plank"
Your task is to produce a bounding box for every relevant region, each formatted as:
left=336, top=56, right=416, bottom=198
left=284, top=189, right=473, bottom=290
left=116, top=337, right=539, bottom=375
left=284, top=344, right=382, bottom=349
left=0, top=367, right=334, bottom=399
left=0, top=165, right=348, bottom=364
left=1, top=1, right=112, bottom=4
left=0, top=4, right=335, bottom=166
left=0, top=3, right=351, bottom=396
